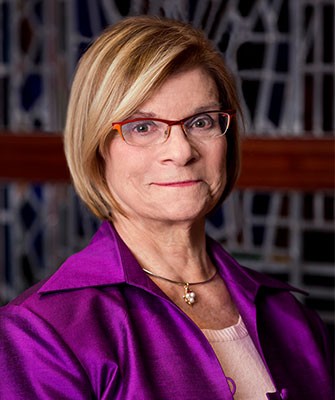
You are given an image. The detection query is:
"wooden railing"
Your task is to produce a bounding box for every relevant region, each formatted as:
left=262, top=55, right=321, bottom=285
left=0, top=133, right=334, bottom=190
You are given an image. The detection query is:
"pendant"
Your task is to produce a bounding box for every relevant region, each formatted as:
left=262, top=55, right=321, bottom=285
left=183, top=283, right=196, bottom=306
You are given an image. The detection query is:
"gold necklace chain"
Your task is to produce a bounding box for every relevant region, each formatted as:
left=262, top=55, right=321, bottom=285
left=142, top=267, right=217, bottom=306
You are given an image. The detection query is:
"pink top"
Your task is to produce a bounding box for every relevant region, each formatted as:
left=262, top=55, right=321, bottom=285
left=202, top=316, right=276, bottom=399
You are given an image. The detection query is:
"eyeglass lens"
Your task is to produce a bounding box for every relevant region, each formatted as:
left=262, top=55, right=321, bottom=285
left=119, top=111, right=230, bottom=146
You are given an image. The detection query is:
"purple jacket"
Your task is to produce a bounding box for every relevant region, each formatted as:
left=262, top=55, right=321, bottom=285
left=0, top=222, right=332, bottom=399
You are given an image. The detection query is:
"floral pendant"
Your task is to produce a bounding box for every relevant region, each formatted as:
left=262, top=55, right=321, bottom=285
left=183, top=283, right=196, bottom=306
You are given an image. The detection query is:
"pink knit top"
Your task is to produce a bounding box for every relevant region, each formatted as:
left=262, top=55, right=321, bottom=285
left=202, top=316, right=276, bottom=399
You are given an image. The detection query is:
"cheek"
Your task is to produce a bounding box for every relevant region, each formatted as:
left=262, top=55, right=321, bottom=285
left=208, top=141, right=228, bottom=197
left=104, top=147, right=122, bottom=192
left=210, top=139, right=227, bottom=175
left=104, top=144, right=149, bottom=192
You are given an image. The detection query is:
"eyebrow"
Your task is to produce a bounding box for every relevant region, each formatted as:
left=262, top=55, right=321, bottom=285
left=130, top=103, right=222, bottom=120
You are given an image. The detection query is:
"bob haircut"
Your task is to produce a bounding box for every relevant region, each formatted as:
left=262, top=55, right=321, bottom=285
left=64, top=15, right=241, bottom=220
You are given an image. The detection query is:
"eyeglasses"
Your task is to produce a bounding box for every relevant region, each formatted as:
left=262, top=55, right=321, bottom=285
left=111, top=110, right=235, bottom=147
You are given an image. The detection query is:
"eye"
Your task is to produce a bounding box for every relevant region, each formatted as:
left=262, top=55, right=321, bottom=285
left=188, top=114, right=214, bottom=130
left=135, top=125, right=148, bottom=134
left=124, top=120, right=158, bottom=136
left=134, top=122, right=153, bottom=134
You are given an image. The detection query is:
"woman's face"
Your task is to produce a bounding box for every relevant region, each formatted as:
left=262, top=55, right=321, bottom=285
left=105, top=68, right=227, bottom=225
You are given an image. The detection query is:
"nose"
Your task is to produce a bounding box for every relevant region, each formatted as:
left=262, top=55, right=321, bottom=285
left=161, top=124, right=198, bottom=165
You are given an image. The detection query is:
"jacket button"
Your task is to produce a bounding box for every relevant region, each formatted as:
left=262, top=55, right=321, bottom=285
left=226, top=377, right=236, bottom=395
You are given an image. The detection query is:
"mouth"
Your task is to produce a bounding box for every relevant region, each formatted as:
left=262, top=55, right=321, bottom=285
left=152, top=180, right=202, bottom=187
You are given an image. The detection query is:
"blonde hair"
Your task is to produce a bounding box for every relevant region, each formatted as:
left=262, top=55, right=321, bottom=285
left=64, top=16, right=241, bottom=220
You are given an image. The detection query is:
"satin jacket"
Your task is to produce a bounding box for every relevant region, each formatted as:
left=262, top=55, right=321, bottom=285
left=0, top=221, right=332, bottom=399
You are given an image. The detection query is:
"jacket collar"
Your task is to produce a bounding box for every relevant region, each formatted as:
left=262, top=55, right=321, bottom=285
left=207, top=236, right=306, bottom=299
left=39, top=221, right=149, bottom=294
left=39, top=221, right=305, bottom=300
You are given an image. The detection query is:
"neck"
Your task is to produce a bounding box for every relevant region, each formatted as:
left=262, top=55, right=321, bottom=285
left=112, top=214, right=212, bottom=282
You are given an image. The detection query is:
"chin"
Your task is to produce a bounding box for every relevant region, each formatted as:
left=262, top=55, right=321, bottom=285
left=158, top=206, right=210, bottom=224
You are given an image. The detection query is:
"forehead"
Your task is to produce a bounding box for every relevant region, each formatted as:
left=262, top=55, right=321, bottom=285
left=136, top=68, right=219, bottom=118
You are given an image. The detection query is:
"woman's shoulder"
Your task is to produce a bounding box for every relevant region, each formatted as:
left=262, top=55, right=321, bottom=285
left=1, top=223, right=128, bottom=328
left=0, top=270, right=129, bottom=365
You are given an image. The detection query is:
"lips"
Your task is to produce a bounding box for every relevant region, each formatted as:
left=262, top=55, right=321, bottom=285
left=152, top=180, right=202, bottom=187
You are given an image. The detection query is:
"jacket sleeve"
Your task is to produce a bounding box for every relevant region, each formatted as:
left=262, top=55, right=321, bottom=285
left=304, top=304, right=334, bottom=376
left=0, top=304, right=93, bottom=399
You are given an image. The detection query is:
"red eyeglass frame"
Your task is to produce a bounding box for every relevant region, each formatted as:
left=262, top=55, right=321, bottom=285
left=111, top=109, right=236, bottom=141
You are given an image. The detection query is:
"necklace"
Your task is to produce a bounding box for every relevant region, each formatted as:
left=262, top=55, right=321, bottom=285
left=142, top=267, right=217, bottom=306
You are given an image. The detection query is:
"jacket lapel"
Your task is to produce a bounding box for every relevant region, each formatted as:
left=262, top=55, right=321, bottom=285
left=207, top=237, right=305, bottom=398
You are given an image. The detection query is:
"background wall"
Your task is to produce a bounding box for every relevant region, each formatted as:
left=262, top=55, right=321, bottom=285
left=0, top=0, right=334, bottom=340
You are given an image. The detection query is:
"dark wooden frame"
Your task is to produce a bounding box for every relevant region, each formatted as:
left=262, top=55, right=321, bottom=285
left=0, top=133, right=334, bottom=190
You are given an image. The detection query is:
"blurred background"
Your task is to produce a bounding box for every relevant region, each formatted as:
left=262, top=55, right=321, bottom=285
left=0, top=0, right=334, bottom=342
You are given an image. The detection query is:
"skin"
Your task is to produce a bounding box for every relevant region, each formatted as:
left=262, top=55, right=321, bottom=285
left=105, top=68, right=238, bottom=329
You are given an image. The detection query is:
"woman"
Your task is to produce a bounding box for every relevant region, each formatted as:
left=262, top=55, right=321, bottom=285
left=0, top=16, right=332, bottom=400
